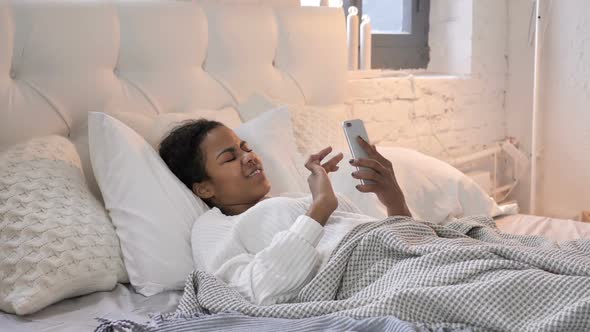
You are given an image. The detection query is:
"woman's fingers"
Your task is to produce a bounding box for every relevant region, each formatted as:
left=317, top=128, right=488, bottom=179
left=349, top=158, right=387, bottom=174
left=314, top=146, right=333, bottom=162
left=356, top=136, right=378, bottom=157
left=355, top=183, right=379, bottom=193
left=322, top=152, right=343, bottom=172
left=351, top=169, right=379, bottom=182
left=305, top=146, right=333, bottom=171
left=356, top=136, right=392, bottom=167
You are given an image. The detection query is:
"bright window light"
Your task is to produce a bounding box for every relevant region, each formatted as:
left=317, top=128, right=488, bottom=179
left=363, top=0, right=412, bottom=34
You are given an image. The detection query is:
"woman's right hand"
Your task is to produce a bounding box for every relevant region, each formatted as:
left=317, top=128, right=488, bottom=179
left=305, top=146, right=342, bottom=226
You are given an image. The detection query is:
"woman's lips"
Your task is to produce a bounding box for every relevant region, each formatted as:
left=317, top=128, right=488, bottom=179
left=247, top=169, right=262, bottom=178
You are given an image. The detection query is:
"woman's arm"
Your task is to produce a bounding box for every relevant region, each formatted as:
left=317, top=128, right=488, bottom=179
left=212, top=214, right=324, bottom=305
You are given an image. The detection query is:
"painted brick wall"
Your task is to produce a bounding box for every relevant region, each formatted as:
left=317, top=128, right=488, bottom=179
left=345, top=75, right=506, bottom=163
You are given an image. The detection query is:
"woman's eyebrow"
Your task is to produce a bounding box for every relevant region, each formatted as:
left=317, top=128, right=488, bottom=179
left=216, top=147, right=235, bottom=160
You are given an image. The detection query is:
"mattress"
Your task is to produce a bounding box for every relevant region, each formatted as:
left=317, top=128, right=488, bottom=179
left=495, top=213, right=590, bottom=242
left=0, top=284, right=181, bottom=332
left=3, top=214, right=589, bottom=332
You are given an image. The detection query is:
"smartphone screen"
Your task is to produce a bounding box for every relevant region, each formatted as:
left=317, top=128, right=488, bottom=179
left=342, top=119, right=375, bottom=185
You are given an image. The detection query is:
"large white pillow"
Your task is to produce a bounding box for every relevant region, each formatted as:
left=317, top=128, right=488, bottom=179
left=0, top=136, right=127, bottom=315
left=88, top=108, right=305, bottom=295
left=89, top=112, right=208, bottom=296
left=330, top=147, right=502, bottom=223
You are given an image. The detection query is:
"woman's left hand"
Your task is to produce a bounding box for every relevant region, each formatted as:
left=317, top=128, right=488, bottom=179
left=349, top=137, right=412, bottom=217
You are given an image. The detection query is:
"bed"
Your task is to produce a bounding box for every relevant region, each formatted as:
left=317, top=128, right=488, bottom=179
left=496, top=213, right=590, bottom=242
left=1, top=217, right=588, bottom=332
left=0, top=285, right=182, bottom=332
left=2, top=1, right=590, bottom=331
left=1, top=214, right=588, bottom=332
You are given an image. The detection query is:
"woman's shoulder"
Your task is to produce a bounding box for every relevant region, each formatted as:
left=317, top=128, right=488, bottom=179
left=197, top=206, right=227, bottom=221
left=194, top=196, right=305, bottom=229
left=193, top=207, right=234, bottom=233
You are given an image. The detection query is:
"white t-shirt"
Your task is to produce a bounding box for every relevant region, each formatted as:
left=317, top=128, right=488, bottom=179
left=191, top=193, right=376, bottom=305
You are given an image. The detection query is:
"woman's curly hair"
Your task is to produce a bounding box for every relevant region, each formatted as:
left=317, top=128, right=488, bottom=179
left=158, top=119, right=223, bottom=190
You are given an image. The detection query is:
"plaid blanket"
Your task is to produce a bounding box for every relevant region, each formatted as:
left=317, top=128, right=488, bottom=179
left=95, top=312, right=436, bottom=332
left=168, top=216, right=590, bottom=331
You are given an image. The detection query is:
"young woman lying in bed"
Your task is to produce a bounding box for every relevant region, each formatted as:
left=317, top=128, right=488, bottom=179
left=158, top=119, right=411, bottom=306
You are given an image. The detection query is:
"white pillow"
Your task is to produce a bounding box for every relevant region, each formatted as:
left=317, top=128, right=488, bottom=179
left=89, top=112, right=208, bottom=296
left=330, top=147, right=502, bottom=223
left=235, top=107, right=307, bottom=195
left=237, top=94, right=350, bottom=156
left=0, top=136, right=127, bottom=315
left=88, top=108, right=306, bottom=295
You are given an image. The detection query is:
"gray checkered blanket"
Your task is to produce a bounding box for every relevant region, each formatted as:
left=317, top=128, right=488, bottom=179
left=165, top=216, right=590, bottom=332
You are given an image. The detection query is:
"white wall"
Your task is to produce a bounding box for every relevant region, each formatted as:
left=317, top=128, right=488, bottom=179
left=536, top=0, right=590, bottom=218
left=428, top=0, right=473, bottom=74
left=505, top=0, right=535, bottom=213
left=506, top=0, right=590, bottom=218
left=505, top=0, right=590, bottom=218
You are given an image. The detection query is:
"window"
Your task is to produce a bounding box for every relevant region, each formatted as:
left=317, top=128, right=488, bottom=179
left=362, top=0, right=412, bottom=34
left=303, top=0, right=430, bottom=70
left=347, top=0, right=430, bottom=70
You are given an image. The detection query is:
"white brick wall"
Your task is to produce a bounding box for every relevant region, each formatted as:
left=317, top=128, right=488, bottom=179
left=345, top=75, right=506, bottom=163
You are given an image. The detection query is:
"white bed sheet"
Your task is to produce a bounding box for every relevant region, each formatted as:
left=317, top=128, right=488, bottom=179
left=0, top=284, right=181, bottom=332
left=495, top=213, right=590, bottom=242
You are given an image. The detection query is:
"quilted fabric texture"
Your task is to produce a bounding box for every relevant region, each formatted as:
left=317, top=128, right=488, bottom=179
left=0, top=136, right=127, bottom=315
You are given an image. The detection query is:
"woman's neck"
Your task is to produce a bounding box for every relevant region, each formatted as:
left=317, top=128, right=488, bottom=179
left=219, top=203, right=255, bottom=216
left=218, top=195, right=271, bottom=216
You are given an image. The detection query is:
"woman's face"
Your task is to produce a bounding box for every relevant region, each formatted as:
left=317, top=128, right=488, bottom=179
left=193, top=125, right=271, bottom=210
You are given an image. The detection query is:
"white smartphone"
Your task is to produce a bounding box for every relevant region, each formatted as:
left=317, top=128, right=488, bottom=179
left=342, top=119, right=375, bottom=185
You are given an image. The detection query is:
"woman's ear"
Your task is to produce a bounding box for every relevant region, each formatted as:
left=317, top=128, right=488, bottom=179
left=193, top=182, right=214, bottom=200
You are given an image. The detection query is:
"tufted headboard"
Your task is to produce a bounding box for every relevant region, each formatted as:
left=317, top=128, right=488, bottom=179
left=0, top=0, right=346, bottom=147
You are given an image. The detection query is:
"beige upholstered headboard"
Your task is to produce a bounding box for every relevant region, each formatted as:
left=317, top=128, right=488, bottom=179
left=0, top=0, right=346, bottom=147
